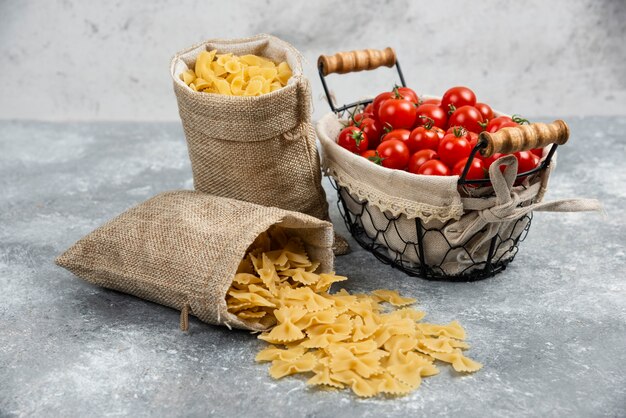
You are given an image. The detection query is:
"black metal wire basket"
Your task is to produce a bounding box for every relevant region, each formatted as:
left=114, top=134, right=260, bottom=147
left=317, top=47, right=562, bottom=281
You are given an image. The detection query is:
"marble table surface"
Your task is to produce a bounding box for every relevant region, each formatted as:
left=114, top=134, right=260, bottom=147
left=0, top=118, right=624, bottom=417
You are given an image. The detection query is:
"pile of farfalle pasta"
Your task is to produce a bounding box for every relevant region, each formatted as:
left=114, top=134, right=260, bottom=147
left=180, top=50, right=292, bottom=96
left=226, top=227, right=482, bottom=398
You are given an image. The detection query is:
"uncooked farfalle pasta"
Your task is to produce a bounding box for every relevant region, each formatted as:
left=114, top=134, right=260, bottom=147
left=180, top=50, right=292, bottom=96
left=226, top=227, right=482, bottom=398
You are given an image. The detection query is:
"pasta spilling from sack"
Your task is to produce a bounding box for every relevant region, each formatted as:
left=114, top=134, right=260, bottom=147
left=226, top=227, right=482, bottom=398
left=180, top=50, right=292, bottom=96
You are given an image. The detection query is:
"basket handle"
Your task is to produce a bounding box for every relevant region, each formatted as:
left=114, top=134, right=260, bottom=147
left=318, top=47, right=396, bottom=76
left=479, top=120, right=570, bottom=158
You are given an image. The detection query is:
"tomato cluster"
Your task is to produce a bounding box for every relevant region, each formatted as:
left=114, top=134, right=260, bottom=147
left=336, top=86, right=542, bottom=180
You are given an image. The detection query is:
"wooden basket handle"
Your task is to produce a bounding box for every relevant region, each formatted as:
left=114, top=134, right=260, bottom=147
left=318, top=47, right=396, bottom=76
left=479, top=120, right=570, bottom=158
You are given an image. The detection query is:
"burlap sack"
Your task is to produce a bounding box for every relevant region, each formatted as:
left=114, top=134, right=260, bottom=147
left=317, top=113, right=601, bottom=276
left=170, top=34, right=329, bottom=222
left=55, top=190, right=334, bottom=331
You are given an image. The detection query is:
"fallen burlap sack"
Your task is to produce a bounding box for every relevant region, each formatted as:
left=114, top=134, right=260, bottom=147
left=318, top=114, right=601, bottom=277
left=55, top=190, right=334, bottom=331
left=170, top=34, right=329, bottom=222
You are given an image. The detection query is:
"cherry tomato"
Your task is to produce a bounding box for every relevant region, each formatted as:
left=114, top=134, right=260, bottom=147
left=360, top=149, right=382, bottom=165
left=372, top=91, right=394, bottom=116
left=364, top=103, right=374, bottom=114
left=409, top=126, right=440, bottom=152
left=380, top=129, right=411, bottom=152
left=397, top=87, right=419, bottom=104
left=438, top=133, right=472, bottom=168
left=337, top=126, right=368, bottom=154
left=431, top=126, right=446, bottom=140
left=378, top=99, right=417, bottom=130
left=466, top=131, right=479, bottom=151
left=418, top=160, right=450, bottom=176
left=415, top=104, right=447, bottom=129
left=531, top=148, right=543, bottom=158
left=453, top=157, right=486, bottom=181
left=376, top=139, right=410, bottom=170
left=474, top=102, right=494, bottom=122
left=421, top=98, right=441, bottom=106
left=350, top=112, right=373, bottom=126
left=441, top=86, right=476, bottom=113
left=486, top=116, right=516, bottom=133
left=515, top=151, right=540, bottom=174
left=359, top=118, right=383, bottom=149
left=448, top=105, right=484, bottom=133
left=408, top=149, right=438, bottom=174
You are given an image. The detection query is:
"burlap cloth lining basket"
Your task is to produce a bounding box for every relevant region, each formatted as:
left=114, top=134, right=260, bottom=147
left=317, top=112, right=601, bottom=276
left=55, top=191, right=334, bottom=331
left=170, top=34, right=329, bottom=222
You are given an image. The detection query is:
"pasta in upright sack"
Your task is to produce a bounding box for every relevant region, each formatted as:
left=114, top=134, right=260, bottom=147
left=170, top=34, right=329, bottom=223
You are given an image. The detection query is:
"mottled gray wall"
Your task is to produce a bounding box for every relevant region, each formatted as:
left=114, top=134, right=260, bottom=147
left=1, top=0, right=625, bottom=121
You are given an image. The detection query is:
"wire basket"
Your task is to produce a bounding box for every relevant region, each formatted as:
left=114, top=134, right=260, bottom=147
left=317, top=47, right=566, bottom=281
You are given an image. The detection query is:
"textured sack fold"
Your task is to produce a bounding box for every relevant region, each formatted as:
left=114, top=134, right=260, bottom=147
left=55, top=190, right=334, bottom=331
left=171, top=34, right=329, bottom=221
left=318, top=113, right=600, bottom=276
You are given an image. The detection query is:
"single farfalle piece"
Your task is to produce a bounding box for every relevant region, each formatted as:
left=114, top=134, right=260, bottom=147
left=330, top=370, right=380, bottom=398
left=313, top=273, right=348, bottom=292
left=418, top=320, right=466, bottom=340
left=269, top=352, right=317, bottom=379
left=328, top=346, right=387, bottom=378
left=255, top=345, right=307, bottom=363
left=371, top=289, right=417, bottom=307
left=258, top=306, right=307, bottom=343
left=430, top=349, right=483, bottom=373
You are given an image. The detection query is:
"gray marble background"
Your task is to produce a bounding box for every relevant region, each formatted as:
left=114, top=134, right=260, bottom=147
left=1, top=0, right=625, bottom=121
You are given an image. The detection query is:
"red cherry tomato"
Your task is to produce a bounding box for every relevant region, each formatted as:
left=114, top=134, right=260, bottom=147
left=486, top=116, right=516, bottom=133
left=381, top=128, right=411, bottom=144
left=408, top=149, right=438, bottom=174
left=421, top=98, right=441, bottom=106
left=441, top=86, right=477, bottom=113
left=453, top=157, right=486, bottom=181
left=448, top=105, right=484, bottom=133
left=397, top=87, right=419, bottom=104
left=372, top=91, right=394, bottom=116
left=350, top=112, right=373, bottom=126
left=360, top=149, right=382, bottom=165
left=515, top=151, right=540, bottom=174
left=438, top=133, right=472, bottom=168
left=376, top=139, right=410, bottom=170
left=359, top=118, right=383, bottom=149
left=531, top=148, right=543, bottom=158
left=474, top=102, right=494, bottom=122
left=378, top=99, right=417, bottom=130
left=418, top=160, right=450, bottom=176
left=364, top=103, right=374, bottom=114
left=409, top=126, right=440, bottom=152
left=431, top=126, right=446, bottom=140
left=415, top=104, right=447, bottom=129
left=337, top=126, right=368, bottom=154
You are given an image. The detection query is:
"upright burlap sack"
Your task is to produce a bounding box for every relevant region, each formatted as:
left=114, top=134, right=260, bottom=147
left=318, top=113, right=601, bottom=276
left=55, top=191, right=334, bottom=331
left=170, top=34, right=329, bottom=222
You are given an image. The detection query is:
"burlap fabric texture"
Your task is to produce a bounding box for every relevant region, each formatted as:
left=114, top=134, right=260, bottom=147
left=55, top=191, right=334, bottom=331
left=317, top=113, right=601, bottom=276
left=170, top=34, right=329, bottom=222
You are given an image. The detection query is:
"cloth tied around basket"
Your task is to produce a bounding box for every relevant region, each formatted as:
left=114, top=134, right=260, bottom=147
left=444, top=155, right=602, bottom=266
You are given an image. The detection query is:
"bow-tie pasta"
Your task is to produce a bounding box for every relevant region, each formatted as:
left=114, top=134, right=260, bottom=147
left=180, top=50, right=292, bottom=96
left=226, top=226, right=482, bottom=397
